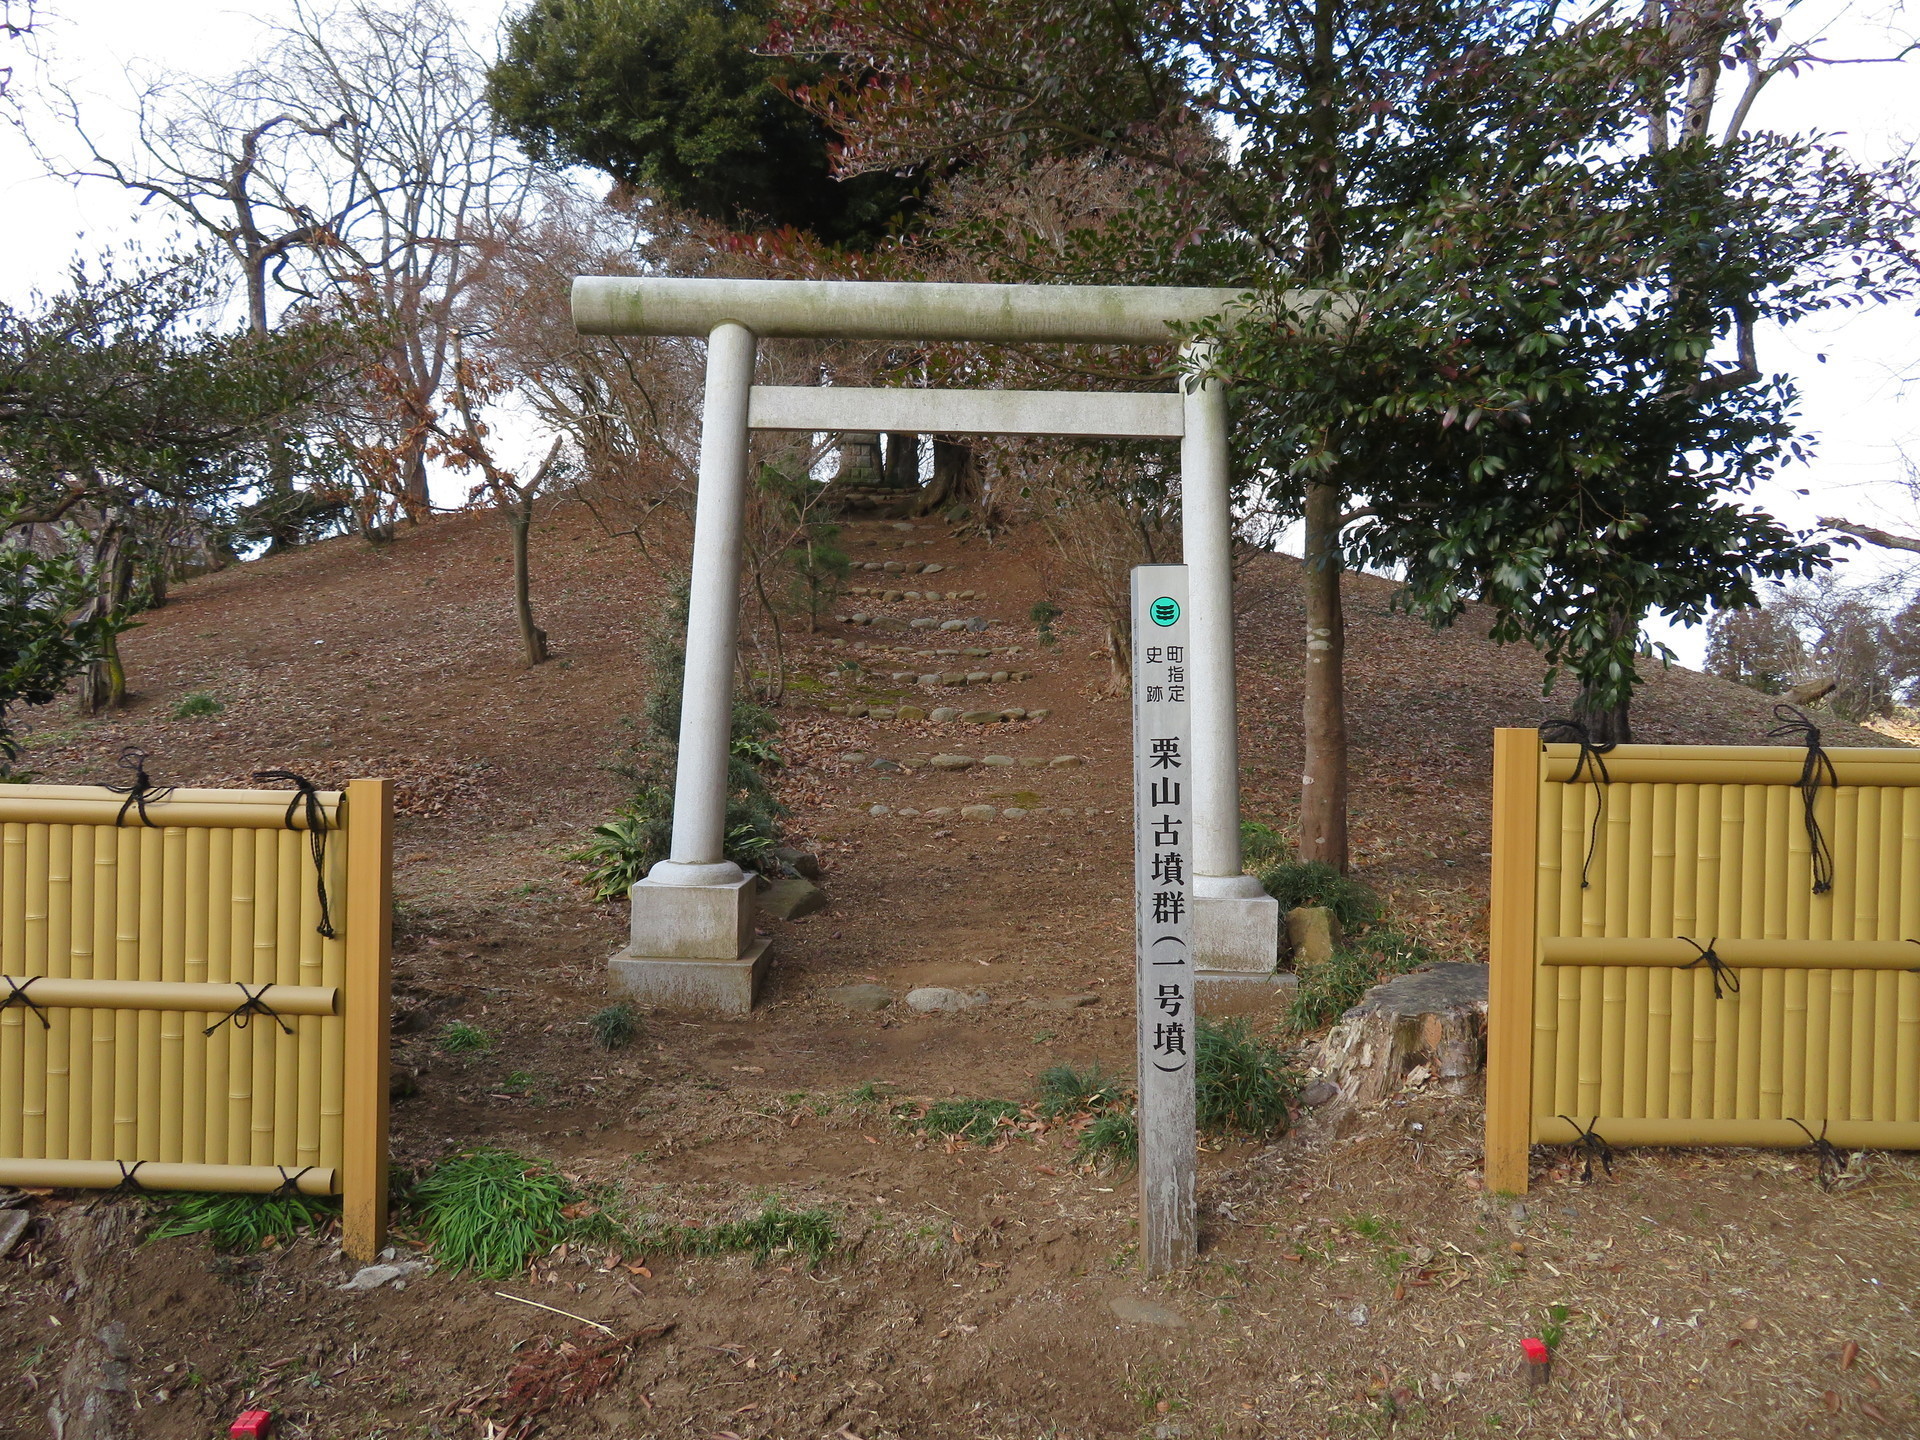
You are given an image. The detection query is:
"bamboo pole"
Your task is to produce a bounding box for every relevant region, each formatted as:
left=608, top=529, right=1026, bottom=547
left=248, top=830, right=279, bottom=1166
left=0, top=1157, right=334, bottom=1194
left=0, top=789, right=342, bottom=829
left=226, top=829, right=255, bottom=1167
left=1532, top=778, right=1562, bottom=1123
left=1646, top=784, right=1677, bottom=1118
left=0, top=977, right=338, bottom=1013
left=1783, top=783, right=1812, bottom=1121
left=1669, top=786, right=1699, bottom=1118
left=1597, top=778, right=1631, bottom=1119
left=135, top=828, right=163, bottom=1159
left=112, top=827, right=138, bottom=1158
left=1544, top=747, right=1920, bottom=786
left=182, top=827, right=209, bottom=1165
left=296, top=828, right=324, bottom=1167
left=65, top=826, right=94, bottom=1160
left=44, top=826, right=72, bottom=1161
left=1532, top=1115, right=1920, bottom=1150
left=341, top=778, right=393, bottom=1258
left=22, top=823, right=49, bottom=1156
left=1830, top=789, right=1858, bottom=1122
left=1874, top=790, right=1900, bottom=1120
left=89, top=826, right=117, bottom=1159
left=1620, top=784, right=1653, bottom=1117
left=1554, top=781, right=1584, bottom=1115
left=159, top=826, right=187, bottom=1163
left=1541, top=938, right=1920, bottom=968
left=1, top=822, right=25, bottom=1160
left=1757, top=787, right=1788, bottom=1120
left=1900, top=791, right=1920, bottom=1124
left=319, top=826, right=347, bottom=1170
left=273, top=830, right=300, bottom=1166
left=1733, top=787, right=1766, bottom=1118
left=204, top=827, right=233, bottom=1167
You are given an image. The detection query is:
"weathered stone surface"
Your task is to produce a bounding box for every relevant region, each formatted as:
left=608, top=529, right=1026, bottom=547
left=1048, top=755, right=1084, bottom=768
left=850, top=613, right=872, bottom=625
left=941, top=672, right=967, bottom=685
left=1286, top=905, right=1340, bottom=966
left=1001, top=807, right=1028, bottom=818
left=1300, top=1081, right=1340, bottom=1107
left=896, top=704, right=928, bottom=722
left=0, top=1208, right=28, bottom=1259
left=867, top=804, right=891, bottom=817
left=929, top=707, right=961, bottom=723
left=896, top=807, right=921, bottom=817
left=1028, top=708, right=1052, bottom=721
left=930, top=753, right=976, bottom=771
left=825, top=983, right=893, bottom=1011
left=1108, top=1296, right=1187, bottom=1328
left=966, top=617, right=990, bottom=632
left=1313, top=962, right=1488, bottom=1107
left=772, top=846, right=821, bottom=881
left=868, top=708, right=897, bottom=721
left=883, top=561, right=905, bottom=572
left=911, top=618, right=938, bottom=630
left=761, top=877, right=828, bottom=921
left=1001, top=708, right=1028, bottom=722
left=341, top=1260, right=432, bottom=1292
left=923, top=562, right=945, bottom=573
left=962, top=711, right=1001, bottom=724
left=991, top=671, right=1010, bottom=684
left=906, top=986, right=987, bottom=1013
left=981, top=755, right=1016, bottom=767
left=869, top=756, right=902, bottom=771
left=966, top=672, right=991, bottom=684
left=926, top=806, right=954, bottom=816
left=960, top=804, right=998, bottom=820
left=940, top=619, right=968, bottom=631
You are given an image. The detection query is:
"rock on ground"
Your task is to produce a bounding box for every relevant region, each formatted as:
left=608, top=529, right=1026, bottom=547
left=825, top=984, right=893, bottom=1011
left=905, top=987, right=987, bottom=1013
left=760, top=876, right=828, bottom=921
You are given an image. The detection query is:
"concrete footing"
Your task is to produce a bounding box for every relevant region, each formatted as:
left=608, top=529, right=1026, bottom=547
left=1195, top=968, right=1298, bottom=1015
left=1194, top=882, right=1281, bottom=973
left=609, top=936, right=773, bottom=1016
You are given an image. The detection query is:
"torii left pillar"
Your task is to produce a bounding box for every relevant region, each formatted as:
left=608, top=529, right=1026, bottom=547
left=608, top=320, right=773, bottom=1013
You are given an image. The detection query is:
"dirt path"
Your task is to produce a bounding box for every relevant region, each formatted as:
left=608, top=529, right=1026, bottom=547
left=2, top=507, right=1915, bottom=1439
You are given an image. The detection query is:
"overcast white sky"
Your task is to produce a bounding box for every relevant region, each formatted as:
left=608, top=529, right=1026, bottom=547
left=2, top=1, right=1915, bottom=668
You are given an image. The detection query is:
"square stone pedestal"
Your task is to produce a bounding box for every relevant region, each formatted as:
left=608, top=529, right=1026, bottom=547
left=1194, top=888, right=1281, bottom=973
left=609, top=872, right=769, bottom=1015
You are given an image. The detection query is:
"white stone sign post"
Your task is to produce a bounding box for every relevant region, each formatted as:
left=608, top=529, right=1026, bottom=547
left=571, top=277, right=1283, bottom=1014
left=1131, top=564, right=1198, bottom=1274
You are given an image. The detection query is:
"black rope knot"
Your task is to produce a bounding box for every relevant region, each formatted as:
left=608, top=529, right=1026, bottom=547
left=1678, top=935, right=1741, bottom=1000
left=203, top=982, right=295, bottom=1037
left=1786, top=1117, right=1849, bottom=1190
left=1, top=974, right=50, bottom=1029
left=271, top=1165, right=316, bottom=1198
left=252, top=770, right=337, bottom=940
left=1558, top=1115, right=1614, bottom=1182
left=104, top=746, right=175, bottom=827
left=1767, top=705, right=1838, bottom=895
left=105, top=1160, right=148, bottom=1197
left=1540, top=720, right=1615, bottom=889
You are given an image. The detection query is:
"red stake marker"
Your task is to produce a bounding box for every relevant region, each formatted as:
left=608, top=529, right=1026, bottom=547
left=1520, top=1337, right=1552, bottom=1386
left=230, top=1411, right=273, bottom=1438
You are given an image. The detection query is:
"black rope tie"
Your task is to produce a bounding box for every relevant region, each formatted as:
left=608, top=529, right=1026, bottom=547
left=1678, top=936, right=1741, bottom=1000
left=1, top=975, right=50, bottom=1029
left=104, top=746, right=175, bottom=827
left=1786, top=1117, right=1849, bottom=1190
left=1558, top=1115, right=1615, bottom=1182
left=271, top=1166, right=316, bottom=1198
left=203, top=982, right=295, bottom=1037
left=1541, top=720, right=1614, bottom=888
left=252, top=770, right=337, bottom=940
left=1767, top=705, right=1838, bottom=895
left=105, top=1160, right=148, bottom=1197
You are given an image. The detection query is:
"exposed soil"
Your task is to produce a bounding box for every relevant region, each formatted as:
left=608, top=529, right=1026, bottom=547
left=2, top=502, right=1915, bottom=1440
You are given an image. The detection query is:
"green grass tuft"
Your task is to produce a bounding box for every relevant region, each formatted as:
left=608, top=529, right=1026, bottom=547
left=1239, top=819, right=1291, bottom=870
left=1074, top=1110, right=1139, bottom=1170
left=147, top=1191, right=338, bottom=1251
left=1195, top=1017, right=1299, bottom=1138
left=642, top=1203, right=838, bottom=1266
left=409, top=1148, right=614, bottom=1278
left=1035, top=1062, right=1128, bottom=1118
left=1285, top=928, right=1432, bottom=1033
left=1257, top=859, right=1380, bottom=932
left=171, top=691, right=223, bottom=719
left=907, top=1097, right=1024, bottom=1143
left=588, top=1003, right=639, bottom=1051
left=437, top=1020, right=495, bottom=1054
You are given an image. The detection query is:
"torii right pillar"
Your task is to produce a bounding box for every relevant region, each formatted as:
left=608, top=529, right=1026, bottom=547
left=1180, top=349, right=1285, bottom=1004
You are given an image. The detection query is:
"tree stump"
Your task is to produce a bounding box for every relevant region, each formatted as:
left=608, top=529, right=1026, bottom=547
left=1313, top=962, right=1488, bottom=1107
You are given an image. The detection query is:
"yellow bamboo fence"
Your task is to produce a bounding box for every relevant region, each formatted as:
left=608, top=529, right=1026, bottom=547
left=1485, top=729, right=1920, bottom=1193
left=0, top=777, right=392, bottom=1257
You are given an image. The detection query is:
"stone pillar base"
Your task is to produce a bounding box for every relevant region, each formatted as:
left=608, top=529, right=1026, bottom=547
left=629, top=872, right=754, bottom=959
left=1194, top=885, right=1281, bottom=974
left=609, top=937, right=773, bottom=1016
left=1195, top=968, right=1298, bottom=1016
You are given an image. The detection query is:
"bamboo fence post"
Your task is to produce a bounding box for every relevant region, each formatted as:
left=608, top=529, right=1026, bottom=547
left=1485, top=730, right=1538, bottom=1194
left=273, top=830, right=300, bottom=1165
left=89, top=826, right=116, bottom=1158
left=1645, top=784, right=1676, bottom=1118
left=1669, top=787, right=1699, bottom=1118
left=65, top=826, right=93, bottom=1160
left=182, top=828, right=209, bottom=1164
left=223, top=829, right=252, bottom=1165
left=23, top=824, right=49, bottom=1156
left=1831, top=789, right=1859, bottom=1121
left=341, top=779, right=393, bottom=1261
left=1531, top=780, right=1562, bottom=1122
left=1898, top=790, right=1920, bottom=1124
left=1, top=822, right=26, bottom=1160
left=159, top=826, right=187, bottom=1163
left=1874, top=790, right=1900, bottom=1119
left=1554, top=783, right=1583, bottom=1115
left=1757, top=788, right=1789, bottom=1120
left=1732, top=787, right=1765, bottom=1118
left=135, top=827, right=164, bottom=1158
left=112, top=827, right=139, bottom=1159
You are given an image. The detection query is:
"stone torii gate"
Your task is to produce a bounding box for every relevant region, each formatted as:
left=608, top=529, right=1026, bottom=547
left=572, top=277, right=1280, bottom=1013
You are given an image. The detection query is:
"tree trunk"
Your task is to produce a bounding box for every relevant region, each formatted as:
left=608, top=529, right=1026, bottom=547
left=1574, top=609, right=1636, bottom=745
left=1312, top=962, right=1488, bottom=1107
left=882, top=433, right=920, bottom=489
left=77, top=521, right=131, bottom=715
left=510, top=498, right=548, bottom=666
left=915, top=437, right=979, bottom=516
left=1300, top=480, right=1349, bottom=869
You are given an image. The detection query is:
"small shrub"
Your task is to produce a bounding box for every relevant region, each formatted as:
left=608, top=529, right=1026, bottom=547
left=907, top=1097, right=1024, bottom=1143
left=588, top=1004, right=639, bottom=1051
left=1035, top=1062, right=1128, bottom=1118
left=568, top=789, right=775, bottom=901
left=641, top=1204, right=838, bottom=1266
left=172, top=691, right=223, bottom=719
left=1258, top=859, right=1380, bottom=932
left=437, top=1020, right=495, bottom=1054
left=147, top=1191, right=338, bottom=1251
left=1075, top=1109, right=1139, bottom=1170
left=1195, top=1017, right=1299, bottom=1138
left=1239, top=820, right=1290, bottom=871
left=1286, top=929, right=1432, bottom=1033
left=409, top=1148, right=616, bottom=1278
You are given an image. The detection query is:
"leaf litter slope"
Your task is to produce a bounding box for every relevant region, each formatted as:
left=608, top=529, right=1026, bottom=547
left=1, top=502, right=1913, bottom=1439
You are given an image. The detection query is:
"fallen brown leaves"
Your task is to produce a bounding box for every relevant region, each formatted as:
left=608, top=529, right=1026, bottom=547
left=471, top=1322, right=674, bottom=1437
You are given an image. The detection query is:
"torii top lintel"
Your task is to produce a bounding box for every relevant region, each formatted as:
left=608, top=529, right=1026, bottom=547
left=571, top=277, right=1250, bottom=346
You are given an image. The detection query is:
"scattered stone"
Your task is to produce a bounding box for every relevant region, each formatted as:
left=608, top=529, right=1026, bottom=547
left=825, top=983, right=892, bottom=1011
left=1018, top=754, right=1046, bottom=766
left=910, top=618, right=938, bottom=630
left=850, top=613, right=872, bottom=626
left=883, top=560, right=905, bottom=572
left=896, top=807, right=921, bottom=817
left=960, top=804, right=998, bottom=820
left=862, top=561, right=883, bottom=570
left=964, top=647, right=992, bottom=657
left=891, top=671, right=917, bottom=682
left=905, top=987, right=987, bottom=1013
left=961, top=710, right=1001, bottom=724
left=0, top=1208, right=28, bottom=1259
left=918, top=674, right=941, bottom=687
left=868, top=756, right=902, bottom=771
left=882, top=589, right=901, bottom=602
left=1108, top=1296, right=1187, bottom=1329
left=1055, top=806, right=1078, bottom=817
left=926, top=806, right=954, bottom=816
left=1286, top=905, right=1339, bottom=967
left=1299, top=1081, right=1340, bottom=1107
left=902, top=590, right=920, bottom=601
left=837, top=752, right=868, bottom=763
left=868, top=804, right=892, bottom=817
left=981, top=755, right=1016, bottom=767
left=772, top=846, right=822, bottom=881
left=942, top=672, right=968, bottom=685
left=868, top=708, right=897, bottom=722
left=929, top=707, right=961, bottom=723
left=939, top=619, right=968, bottom=631
left=340, top=1261, right=432, bottom=1292
left=1001, top=807, right=1028, bottom=818
left=1001, top=709, right=1028, bottom=722
left=1048, top=755, right=1084, bottom=768
left=991, top=670, right=1010, bottom=684
left=923, top=562, right=945, bottom=573
left=966, top=671, right=991, bottom=684
left=761, top=876, right=828, bottom=920
left=1029, top=708, right=1052, bottom=721
left=931, top=754, right=976, bottom=771
left=896, top=705, right=928, bottom=722
left=966, top=617, right=989, bottom=633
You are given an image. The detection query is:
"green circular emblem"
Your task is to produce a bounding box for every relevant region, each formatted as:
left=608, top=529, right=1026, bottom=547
left=1150, top=596, right=1181, bottom=627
